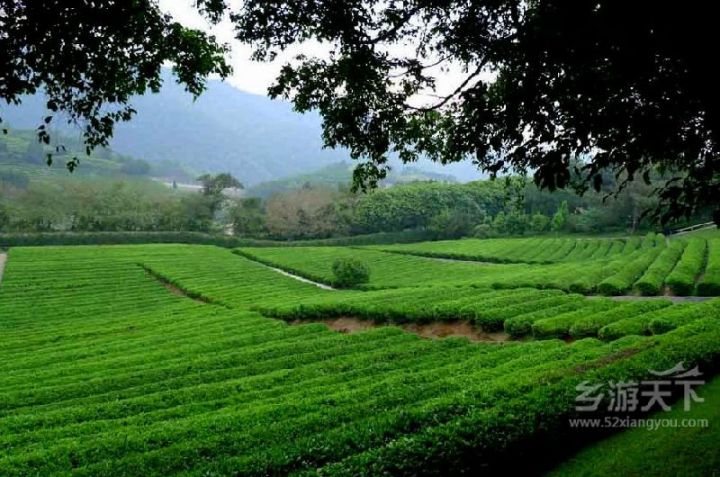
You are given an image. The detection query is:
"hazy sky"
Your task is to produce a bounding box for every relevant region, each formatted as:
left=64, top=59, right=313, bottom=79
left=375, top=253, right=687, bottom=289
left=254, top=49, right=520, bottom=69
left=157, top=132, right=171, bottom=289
left=159, top=1, right=336, bottom=95
left=158, top=1, right=480, bottom=100
left=157, top=1, right=485, bottom=181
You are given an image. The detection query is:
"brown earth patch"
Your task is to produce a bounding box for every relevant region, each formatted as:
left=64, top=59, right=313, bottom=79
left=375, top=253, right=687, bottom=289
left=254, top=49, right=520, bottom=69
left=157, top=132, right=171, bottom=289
left=292, top=317, right=380, bottom=334
left=404, top=321, right=510, bottom=342
left=291, top=316, right=510, bottom=342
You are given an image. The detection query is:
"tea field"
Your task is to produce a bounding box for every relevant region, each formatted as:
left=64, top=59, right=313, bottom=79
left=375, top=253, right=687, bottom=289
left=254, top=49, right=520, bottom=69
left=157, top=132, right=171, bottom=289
left=1, top=238, right=719, bottom=475
left=238, top=233, right=720, bottom=295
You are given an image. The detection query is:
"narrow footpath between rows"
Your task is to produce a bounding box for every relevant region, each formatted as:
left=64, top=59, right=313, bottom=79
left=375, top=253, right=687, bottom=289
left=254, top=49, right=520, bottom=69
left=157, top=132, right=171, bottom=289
left=0, top=253, right=6, bottom=285
left=240, top=256, right=336, bottom=291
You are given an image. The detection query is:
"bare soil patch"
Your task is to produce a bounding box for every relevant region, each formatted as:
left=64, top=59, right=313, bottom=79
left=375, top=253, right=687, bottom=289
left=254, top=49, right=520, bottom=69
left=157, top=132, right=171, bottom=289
left=291, top=316, right=510, bottom=342
left=292, top=317, right=380, bottom=334
left=404, top=321, right=509, bottom=341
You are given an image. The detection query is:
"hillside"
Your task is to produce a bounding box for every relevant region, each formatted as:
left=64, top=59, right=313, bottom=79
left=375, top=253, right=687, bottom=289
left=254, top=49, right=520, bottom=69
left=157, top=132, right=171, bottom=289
left=0, top=129, right=144, bottom=179
left=0, top=72, right=483, bottom=185
left=0, top=129, right=198, bottom=183
left=245, top=162, right=457, bottom=198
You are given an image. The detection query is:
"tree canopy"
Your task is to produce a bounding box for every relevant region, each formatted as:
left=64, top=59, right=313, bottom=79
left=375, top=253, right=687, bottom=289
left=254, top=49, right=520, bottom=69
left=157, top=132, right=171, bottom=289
left=0, top=0, right=230, bottom=168
left=2, top=1, right=718, bottom=223
left=226, top=0, right=720, bottom=223
left=197, top=173, right=243, bottom=196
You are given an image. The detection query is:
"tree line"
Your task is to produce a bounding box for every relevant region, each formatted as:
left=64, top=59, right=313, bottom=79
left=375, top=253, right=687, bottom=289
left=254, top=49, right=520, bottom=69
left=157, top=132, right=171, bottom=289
left=1, top=168, right=711, bottom=238
left=231, top=176, right=710, bottom=240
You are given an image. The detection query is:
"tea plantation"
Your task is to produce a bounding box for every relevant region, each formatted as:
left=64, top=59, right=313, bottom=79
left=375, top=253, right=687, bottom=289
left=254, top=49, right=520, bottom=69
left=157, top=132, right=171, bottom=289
left=1, top=237, right=718, bottom=475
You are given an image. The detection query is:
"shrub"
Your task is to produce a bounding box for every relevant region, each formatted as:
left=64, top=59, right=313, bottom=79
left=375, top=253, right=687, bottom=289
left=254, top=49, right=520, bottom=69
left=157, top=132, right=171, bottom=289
left=530, top=213, right=550, bottom=233
left=634, top=241, right=685, bottom=295
left=640, top=231, right=661, bottom=248
left=531, top=299, right=616, bottom=339
left=428, top=204, right=485, bottom=239
left=472, top=223, right=495, bottom=239
left=331, top=258, right=371, bottom=288
left=568, top=300, right=672, bottom=338
left=665, top=238, right=706, bottom=295
left=550, top=200, right=569, bottom=232
left=597, top=247, right=663, bottom=296
left=598, top=302, right=699, bottom=340
left=0, top=230, right=438, bottom=249
left=568, top=260, right=625, bottom=294
left=595, top=277, right=627, bottom=296
left=504, top=299, right=586, bottom=337
left=697, top=239, right=720, bottom=296
left=648, top=300, right=720, bottom=334
left=0, top=231, right=242, bottom=248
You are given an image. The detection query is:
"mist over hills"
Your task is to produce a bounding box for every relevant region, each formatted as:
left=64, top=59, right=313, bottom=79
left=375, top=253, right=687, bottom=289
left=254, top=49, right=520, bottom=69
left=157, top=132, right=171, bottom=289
left=0, top=72, right=483, bottom=185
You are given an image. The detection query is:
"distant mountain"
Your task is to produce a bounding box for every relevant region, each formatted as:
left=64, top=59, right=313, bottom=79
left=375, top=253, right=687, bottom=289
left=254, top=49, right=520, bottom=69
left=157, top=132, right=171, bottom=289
left=0, top=71, right=484, bottom=185
left=0, top=128, right=158, bottom=180
left=246, top=162, right=457, bottom=198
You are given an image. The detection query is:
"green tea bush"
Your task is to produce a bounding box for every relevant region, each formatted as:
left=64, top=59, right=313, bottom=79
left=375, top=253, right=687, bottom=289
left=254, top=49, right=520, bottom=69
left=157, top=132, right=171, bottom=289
left=532, top=299, right=617, bottom=338
left=568, top=260, right=625, bottom=294
left=648, top=299, right=720, bottom=334
left=568, top=300, right=672, bottom=338
left=597, top=247, right=663, bottom=295
left=331, top=258, right=371, bottom=288
left=3, top=244, right=720, bottom=476
left=634, top=241, right=685, bottom=295
left=315, top=320, right=720, bottom=476
left=697, top=239, right=720, bottom=296
left=665, top=238, right=706, bottom=295
left=472, top=223, right=495, bottom=239
left=597, top=303, right=699, bottom=340
left=0, top=230, right=438, bottom=249
left=640, top=231, right=661, bottom=248
left=504, top=299, right=587, bottom=337
left=0, top=231, right=242, bottom=248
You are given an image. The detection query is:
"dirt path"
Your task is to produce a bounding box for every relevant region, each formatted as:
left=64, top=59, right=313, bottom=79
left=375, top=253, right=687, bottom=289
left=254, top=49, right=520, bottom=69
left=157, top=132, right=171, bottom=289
left=0, top=253, right=6, bottom=285
left=265, top=265, right=336, bottom=290
left=235, top=255, right=336, bottom=290
left=428, top=257, right=497, bottom=266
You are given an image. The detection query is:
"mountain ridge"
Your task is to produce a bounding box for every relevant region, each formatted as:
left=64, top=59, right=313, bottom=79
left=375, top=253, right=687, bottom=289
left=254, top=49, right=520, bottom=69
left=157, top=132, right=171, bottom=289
left=0, top=72, right=483, bottom=185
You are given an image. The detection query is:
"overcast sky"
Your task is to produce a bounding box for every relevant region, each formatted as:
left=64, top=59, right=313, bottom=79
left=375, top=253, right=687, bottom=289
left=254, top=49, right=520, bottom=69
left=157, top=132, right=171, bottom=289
left=159, top=0, right=334, bottom=95
left=158, top=1, right=479, bottom=100
left=157, top=1, right=485, bottom=180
